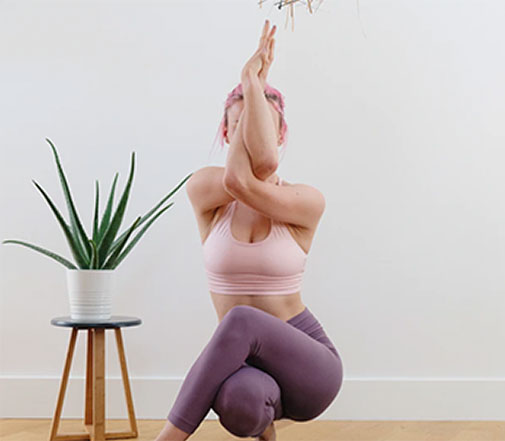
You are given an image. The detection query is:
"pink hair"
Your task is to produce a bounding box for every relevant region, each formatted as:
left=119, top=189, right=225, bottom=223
left=209, top=81, right=289, bottom=160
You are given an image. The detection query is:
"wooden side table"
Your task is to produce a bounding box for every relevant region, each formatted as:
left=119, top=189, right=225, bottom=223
left=49, top=316, right=142, bottom=441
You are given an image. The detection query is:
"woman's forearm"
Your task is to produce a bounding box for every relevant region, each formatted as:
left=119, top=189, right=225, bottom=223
left=223, top=108, right=256, bottom=191
left=241, top=71, right=279, bottom=176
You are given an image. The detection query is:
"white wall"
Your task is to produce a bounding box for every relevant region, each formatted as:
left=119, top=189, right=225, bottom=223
left=1, top=0, right=505, bottom=421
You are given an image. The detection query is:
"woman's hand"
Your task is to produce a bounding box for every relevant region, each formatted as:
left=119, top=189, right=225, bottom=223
left=241, top=19, right=276, bottom=90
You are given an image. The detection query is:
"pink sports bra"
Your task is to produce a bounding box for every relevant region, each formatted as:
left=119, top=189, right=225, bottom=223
left=202, top=177, right=308, bottom=295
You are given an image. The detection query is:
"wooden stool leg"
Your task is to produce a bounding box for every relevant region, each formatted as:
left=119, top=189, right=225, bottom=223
left=114, top=328, right=139, bottom=437
left=84, top=329, right=93, bottom=425
left=48, top=328, right=79, bottom=441
left=92, top=328, right=105, bottom=441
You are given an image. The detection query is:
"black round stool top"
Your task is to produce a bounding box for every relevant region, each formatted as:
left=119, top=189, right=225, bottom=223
left=51, top=315, right=142, bottom=329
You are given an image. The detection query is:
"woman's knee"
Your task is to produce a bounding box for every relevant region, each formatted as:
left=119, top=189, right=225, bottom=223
left=213, top=374, right=268, bottom=437
left=216, top=397, right=266, bottom=437
left=220, top=305, right=256, bottom=334
left=223, top=304, right=257, bottom=321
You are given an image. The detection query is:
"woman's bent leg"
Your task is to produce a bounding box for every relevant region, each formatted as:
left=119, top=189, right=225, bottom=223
left=212, top=365, right=283, bottom=438
left=167, top=305, right=343, bottom=436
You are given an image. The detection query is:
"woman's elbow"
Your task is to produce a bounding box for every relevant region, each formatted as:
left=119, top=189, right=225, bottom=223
left=223, top=171, right=243, bottom=194
left=253, top=160, right=278, bottom=181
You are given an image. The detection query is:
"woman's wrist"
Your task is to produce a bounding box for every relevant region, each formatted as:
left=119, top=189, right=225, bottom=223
left=241, top=69, right=263, bottom=91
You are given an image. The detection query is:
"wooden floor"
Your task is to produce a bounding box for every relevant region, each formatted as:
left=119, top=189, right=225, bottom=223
left=1, top=419, right=504, bottom=441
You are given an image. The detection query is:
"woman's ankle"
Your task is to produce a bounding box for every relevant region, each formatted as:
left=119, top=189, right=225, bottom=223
left=257, top=421, right=276, bottom=441
left=154, top=420, right=191, bottom=441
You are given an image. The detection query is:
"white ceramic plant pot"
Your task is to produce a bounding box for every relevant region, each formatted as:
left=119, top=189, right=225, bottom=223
left=66, top=269, right=116, bottom=321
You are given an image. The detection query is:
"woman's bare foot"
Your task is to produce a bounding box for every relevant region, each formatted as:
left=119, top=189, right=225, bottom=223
left=154, top=419, right=191, bottom=441
left=256, top=421, right=276, bottom=441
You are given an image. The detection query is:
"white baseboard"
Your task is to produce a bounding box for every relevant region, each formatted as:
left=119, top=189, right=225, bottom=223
left=1, top=375, right=504, bottom=420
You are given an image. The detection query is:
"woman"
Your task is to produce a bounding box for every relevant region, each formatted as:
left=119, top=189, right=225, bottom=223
left=155, top=19, right=343, bottom=441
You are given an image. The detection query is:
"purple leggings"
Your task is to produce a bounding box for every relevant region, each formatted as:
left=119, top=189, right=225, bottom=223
left=167, top=305, right=343, bottom=438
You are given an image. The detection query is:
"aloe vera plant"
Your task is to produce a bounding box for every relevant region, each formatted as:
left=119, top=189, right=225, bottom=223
left=2, top=138, right=192, bottom=269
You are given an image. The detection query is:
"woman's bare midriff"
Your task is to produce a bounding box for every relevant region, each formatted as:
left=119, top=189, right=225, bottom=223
left=211, top=290, right=306, bottom=323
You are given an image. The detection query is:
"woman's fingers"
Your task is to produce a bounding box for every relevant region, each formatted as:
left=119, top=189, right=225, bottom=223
left=250, top=19, right=276, bottom=84
left=262, top=39, right=273, bottom=66
left=261, top=37, right=275, bottom=80
left=259, top=20, right=270, bottom=49
left=259, top=20, right=276, bottom=51
left=264, top=24, right=276, bottom=50
left=265, top=25, right=276, bottom=59
left=268, top=38, right=275, bottom=63
left=269, top=24, right=277, bottom=39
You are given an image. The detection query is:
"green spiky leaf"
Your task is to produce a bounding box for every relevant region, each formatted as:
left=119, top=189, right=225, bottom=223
left=45, top=138, right=92, bottom=261
left=111, top=202, right=174, bottom=269
left=102, top=216, right=142, bottom=269
left=109, top=172, right=192, bottom=255
left=2, top=239, right=78, bottom=269
left=97, top=172, right=119, bottom=244
left=89, top=239, right=99, bottom=269
left=97, top=152, right=135, bottom=266
left=92, top=180, right=100, bottom=243
left=32, top=179, right=89, bottom=268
